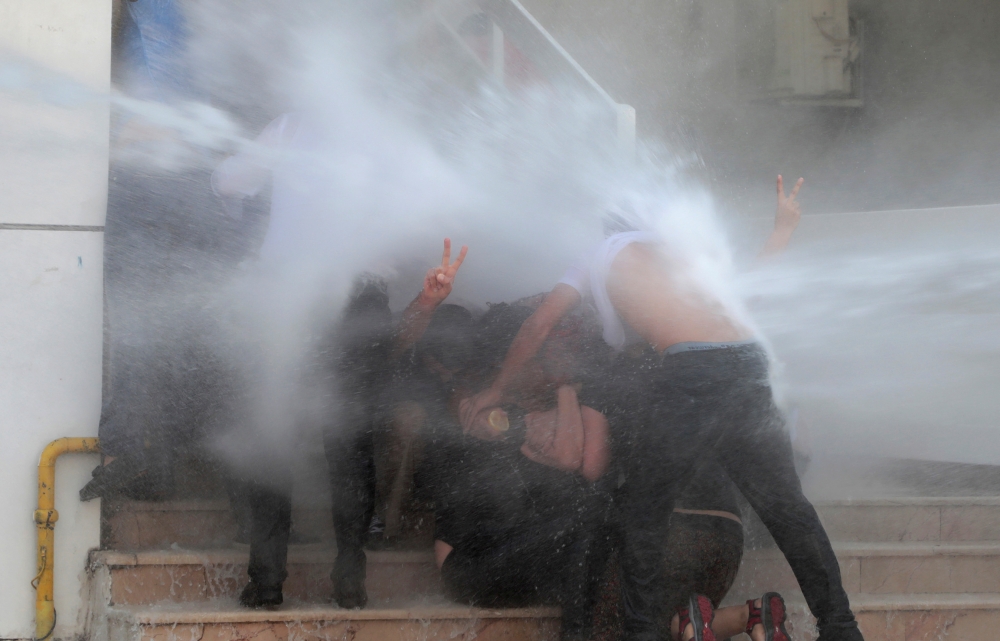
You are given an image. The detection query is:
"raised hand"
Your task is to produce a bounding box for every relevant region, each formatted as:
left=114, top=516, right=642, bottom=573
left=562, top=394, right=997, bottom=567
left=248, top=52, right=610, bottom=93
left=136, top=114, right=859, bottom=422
left=420, top=238, right=468, bottom=307
left=776, top=175, right=804, bottom=232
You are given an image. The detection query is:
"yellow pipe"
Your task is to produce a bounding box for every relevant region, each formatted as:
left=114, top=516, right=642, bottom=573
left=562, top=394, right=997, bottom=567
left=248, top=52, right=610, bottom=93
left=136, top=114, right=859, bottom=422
left=34, top=437, right=100, bottom=641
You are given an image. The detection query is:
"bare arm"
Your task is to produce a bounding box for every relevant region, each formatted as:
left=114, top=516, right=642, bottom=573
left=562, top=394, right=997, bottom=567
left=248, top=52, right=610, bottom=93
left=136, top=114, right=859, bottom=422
left=579, top=406, right=610, bottom=482
left=392, top=238, right=468, bottom=360
left=757, top=175, right=803, bottom=261
left=458, top=283, right=581, bottom=431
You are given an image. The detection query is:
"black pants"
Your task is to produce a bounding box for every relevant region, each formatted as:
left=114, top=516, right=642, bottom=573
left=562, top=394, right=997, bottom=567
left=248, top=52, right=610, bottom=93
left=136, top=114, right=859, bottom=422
left=243, top=474, right=293, bottom=589
left=443, top=515, right=611, bottom=638
left=618, top=344, right=860, bottom=641
left=244, top=279, right=391, bottom=591
left=322, top=280, right=392, bottom=561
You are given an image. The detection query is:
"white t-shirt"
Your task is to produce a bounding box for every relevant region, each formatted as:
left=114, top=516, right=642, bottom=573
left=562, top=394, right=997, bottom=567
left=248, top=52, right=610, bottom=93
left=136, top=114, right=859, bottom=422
left=558, top=231, right=659, bottom=350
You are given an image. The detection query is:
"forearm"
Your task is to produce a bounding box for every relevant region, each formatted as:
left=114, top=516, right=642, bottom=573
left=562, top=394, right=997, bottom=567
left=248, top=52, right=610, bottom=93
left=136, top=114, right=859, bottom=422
left=491, top=284, right=579, bottom=398
left=491, top=317, right=551, bottom=398
left=392, top=293, right=438, bottom=359
left=757, top=225, right=796, bottom=260
left=580, top=406, right=610, bottom=481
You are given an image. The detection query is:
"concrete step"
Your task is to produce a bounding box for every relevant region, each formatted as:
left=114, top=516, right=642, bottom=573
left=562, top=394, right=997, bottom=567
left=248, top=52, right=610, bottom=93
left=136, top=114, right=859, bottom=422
left=91, top=546, right=439, bottom=607
left=732, top=541, right=1000, bottom=599
left=815, top=497, right=1000, bottom=543
left=105, top=497, right=1000, bottom=551
left=98, top=602, right=560, bottom=641
left=764, top=594, right=1000, bottom=641
left=95, top=540, right=1000, bottom=608
left=104, top=499, right=434, bottom=550
left=95, top=593, right=1000, bottom=641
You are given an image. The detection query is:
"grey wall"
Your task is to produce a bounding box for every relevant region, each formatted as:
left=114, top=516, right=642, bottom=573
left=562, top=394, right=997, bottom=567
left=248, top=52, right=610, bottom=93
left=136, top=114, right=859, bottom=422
left=520, top=0, right=1000, bottom=218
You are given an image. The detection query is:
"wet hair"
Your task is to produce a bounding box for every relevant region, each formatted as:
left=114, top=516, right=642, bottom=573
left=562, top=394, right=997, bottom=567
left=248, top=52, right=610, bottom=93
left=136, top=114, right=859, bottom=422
left=465, top=303, right=534, bottom=384
left=419, top=304, right=475, bottom=372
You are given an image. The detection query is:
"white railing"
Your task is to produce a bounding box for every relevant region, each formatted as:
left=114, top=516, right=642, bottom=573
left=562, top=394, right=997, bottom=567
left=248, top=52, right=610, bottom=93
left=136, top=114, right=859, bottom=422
left=432, top=0, right=636, bottom=156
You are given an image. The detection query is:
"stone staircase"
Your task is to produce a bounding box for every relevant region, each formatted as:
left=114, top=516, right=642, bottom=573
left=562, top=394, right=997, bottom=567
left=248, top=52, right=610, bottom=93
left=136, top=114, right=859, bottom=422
left=85, top=496, right=1000, bottom=640
left=726, top=497, right=1000, bottom=641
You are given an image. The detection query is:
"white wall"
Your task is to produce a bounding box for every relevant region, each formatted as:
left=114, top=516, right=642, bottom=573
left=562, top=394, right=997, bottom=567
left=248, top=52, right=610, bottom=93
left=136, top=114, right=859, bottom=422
left=0, top=1, right=109, bottom=638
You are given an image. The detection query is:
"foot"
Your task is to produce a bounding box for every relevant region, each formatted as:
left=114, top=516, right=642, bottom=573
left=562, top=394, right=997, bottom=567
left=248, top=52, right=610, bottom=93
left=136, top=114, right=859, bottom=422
left=332, top=549, right=368, bottom=609
left=677, top=594, right=716, bottom=641
left=239, top=581, right=282, bottom=609
left=79, top=458, right=170, bottom=502
left=746, top=593, right=791, bottom=641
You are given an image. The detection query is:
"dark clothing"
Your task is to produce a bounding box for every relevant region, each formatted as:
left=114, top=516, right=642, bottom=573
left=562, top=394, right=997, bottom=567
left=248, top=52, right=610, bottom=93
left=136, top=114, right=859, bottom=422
left=660, top=513, right=744, bottom=614
left=99, top=163, right=267, bottom=483
left=243, top=280, right=391, bottom=596
left=322, top=281, right=393, bottom=590
left=675, top=459, right=741, bottom=516
left=592, top=511, right=744, bottom=641
left=244, top=475, right=293, bottom=590
left=616, top=343, right=858, bottom=641
left=428, top=424, right=613, bottom=637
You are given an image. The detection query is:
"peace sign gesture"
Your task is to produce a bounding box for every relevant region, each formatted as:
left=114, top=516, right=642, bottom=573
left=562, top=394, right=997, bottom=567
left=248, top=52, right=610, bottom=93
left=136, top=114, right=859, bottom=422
left=420, top=238, right=468, bottom=306
left=776, top=175, right=804, bottom=232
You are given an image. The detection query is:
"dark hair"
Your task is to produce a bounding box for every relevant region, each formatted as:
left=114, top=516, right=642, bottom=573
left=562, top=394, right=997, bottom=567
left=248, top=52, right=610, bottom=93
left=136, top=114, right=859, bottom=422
left=467, top=303, right=533, bottom=379
left=419, top=304, right=475, bottom=372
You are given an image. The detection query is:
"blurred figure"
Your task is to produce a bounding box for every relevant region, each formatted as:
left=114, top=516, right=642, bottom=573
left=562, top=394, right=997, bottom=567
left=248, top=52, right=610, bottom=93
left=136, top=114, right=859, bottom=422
left=83, top=0, right=263, bottom=501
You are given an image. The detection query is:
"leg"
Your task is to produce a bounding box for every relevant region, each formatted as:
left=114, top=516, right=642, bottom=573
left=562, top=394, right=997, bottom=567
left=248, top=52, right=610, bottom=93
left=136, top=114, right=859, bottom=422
left=717, top=383, right=860, bottom=640
left=241, top=474, right=292, bottom=608
left=324, top=409, right=376, bottom=608
left=618, top=382, right=721, bottom=641
left=324, top=278, right=392, bottom=608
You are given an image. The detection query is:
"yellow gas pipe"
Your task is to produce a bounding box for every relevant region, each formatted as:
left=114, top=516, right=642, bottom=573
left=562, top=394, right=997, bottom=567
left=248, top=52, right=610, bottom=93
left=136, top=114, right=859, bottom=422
left=34, top=437, right=100, bottom=641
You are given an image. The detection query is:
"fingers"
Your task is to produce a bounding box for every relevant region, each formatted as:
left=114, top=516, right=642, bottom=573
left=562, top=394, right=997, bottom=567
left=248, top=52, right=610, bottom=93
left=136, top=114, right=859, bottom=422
left=450, top=245, right=468, bottom=272
left=789, top=177, right=804, bottom=200
left=777, top=174, right=784, bottom=197
left=441, top=237, right=451, bottom=270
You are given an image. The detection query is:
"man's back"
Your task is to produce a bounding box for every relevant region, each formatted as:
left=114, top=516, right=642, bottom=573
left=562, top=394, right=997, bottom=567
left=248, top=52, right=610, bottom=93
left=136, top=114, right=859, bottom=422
left=606, top=242, right=750, bottom=352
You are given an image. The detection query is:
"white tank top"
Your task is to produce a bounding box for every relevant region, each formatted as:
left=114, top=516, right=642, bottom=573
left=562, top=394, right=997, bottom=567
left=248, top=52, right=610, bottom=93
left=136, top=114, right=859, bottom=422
left=558, top=231, right=659, bottom=350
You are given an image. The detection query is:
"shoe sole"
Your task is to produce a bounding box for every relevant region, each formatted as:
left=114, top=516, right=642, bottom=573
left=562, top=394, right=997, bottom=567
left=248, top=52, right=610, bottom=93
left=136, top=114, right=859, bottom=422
left=688, top=595, right=717, bottom=641
left=762, top=592, right=791, bottom=641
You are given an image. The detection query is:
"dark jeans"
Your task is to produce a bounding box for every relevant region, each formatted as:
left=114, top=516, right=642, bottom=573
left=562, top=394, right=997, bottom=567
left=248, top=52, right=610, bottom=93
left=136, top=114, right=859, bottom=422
left=244, top=280, right=391, bottom=592
left=441, top=497, right=612, bottom=639
left=243, top=474, right=293, bottom=589
left=322, top=280, right=392, bottom=562
left=618, top=343, right=860, bottom=641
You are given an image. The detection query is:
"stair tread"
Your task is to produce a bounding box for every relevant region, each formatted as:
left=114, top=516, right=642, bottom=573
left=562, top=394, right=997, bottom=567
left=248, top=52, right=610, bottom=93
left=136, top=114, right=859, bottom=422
left=107, top=593, right=1000, bottom=625
left=94, top=545, right=435, bottom=567
left=109, top=496, right=1000, bottom=513
left=95, top=540, right=1000, bottom=570
left=809, top=593, right=1000, bottom=611
left=108, top=600, right=561, bottom=624
left=750, top=540, right=1000, bottom=557
left=815, top=496, right=1000, bottom=507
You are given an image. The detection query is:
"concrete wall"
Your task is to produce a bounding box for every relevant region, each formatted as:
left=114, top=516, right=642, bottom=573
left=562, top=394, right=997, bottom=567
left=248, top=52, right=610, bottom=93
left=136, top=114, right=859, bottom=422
left=0, top=1, right=109, bottom=638
left=519, top=0, right=1000, bottom=218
